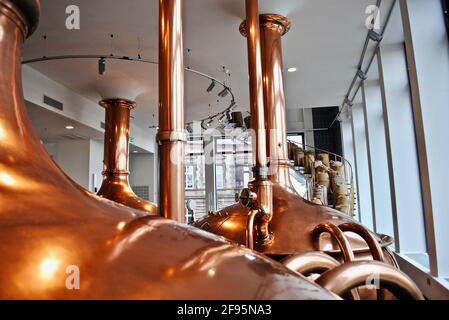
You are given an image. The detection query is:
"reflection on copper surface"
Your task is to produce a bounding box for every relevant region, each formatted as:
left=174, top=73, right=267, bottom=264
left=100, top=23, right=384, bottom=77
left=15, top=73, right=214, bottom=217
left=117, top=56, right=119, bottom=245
left=316, top=261, right=424, bottom=300
left=196, top=13, right=398, bottom=269
left=0, top=0, right=339, bottom=299
left=158, top=0, right=186, bottom=223
left=97, top=98, right=157, bottom=214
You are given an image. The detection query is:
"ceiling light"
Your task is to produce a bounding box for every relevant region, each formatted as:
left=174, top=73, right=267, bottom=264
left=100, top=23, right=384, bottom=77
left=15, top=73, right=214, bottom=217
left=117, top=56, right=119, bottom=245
left=133, top=150, right=138, bottom=153
left=206, top=80, right=216, bottom=93
left=65, top=125, right=74, bottom=130
left=287, top=67, right=297, bottom=73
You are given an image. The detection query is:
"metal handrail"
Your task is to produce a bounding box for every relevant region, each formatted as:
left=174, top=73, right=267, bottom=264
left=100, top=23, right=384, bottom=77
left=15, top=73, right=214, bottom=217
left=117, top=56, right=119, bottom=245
left=287, top=140, right=355, bottom=216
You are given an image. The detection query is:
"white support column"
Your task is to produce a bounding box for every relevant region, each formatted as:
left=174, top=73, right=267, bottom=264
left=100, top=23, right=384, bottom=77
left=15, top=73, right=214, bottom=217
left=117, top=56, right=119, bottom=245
left=400, top=0, right=449, bottom=277
left=351, top=101, right=374, bottom=230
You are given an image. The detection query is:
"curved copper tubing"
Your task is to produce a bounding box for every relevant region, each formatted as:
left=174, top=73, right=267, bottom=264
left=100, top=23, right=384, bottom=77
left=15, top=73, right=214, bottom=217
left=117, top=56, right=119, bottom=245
left=0, top=0, right=339, bottom=300
left=281, top=252, right=340, bottom=275
left=158, top=0, right=186, bottom=223
left=97, top=98, right=157, bottom=214
left=338, top=222, right=386, bottom=299
left=338, top=223, right=384, bottom=262
left=246, top=209, right=257, bottom=250
left=312, top=223, right=355, bottom=263
left=316, top=261, right=424, bottom=300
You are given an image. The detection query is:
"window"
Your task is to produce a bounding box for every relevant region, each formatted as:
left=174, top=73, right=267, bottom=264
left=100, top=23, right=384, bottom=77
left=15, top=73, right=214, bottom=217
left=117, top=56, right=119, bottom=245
left=185, top=165, right=194, bottom=189
left=216, top=165, right=224, bottom=189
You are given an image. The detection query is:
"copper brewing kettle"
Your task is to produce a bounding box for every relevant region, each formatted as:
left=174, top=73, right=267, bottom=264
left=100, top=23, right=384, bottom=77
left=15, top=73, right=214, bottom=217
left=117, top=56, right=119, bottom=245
left=0, top=0, right=340, bottom=299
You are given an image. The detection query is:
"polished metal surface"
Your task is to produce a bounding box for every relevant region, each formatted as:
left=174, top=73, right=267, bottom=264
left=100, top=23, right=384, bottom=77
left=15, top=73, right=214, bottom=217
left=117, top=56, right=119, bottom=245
left=0, top=0, right=339, bottom=300
left=97, top=99, right=157, bottom=214
left=196, top=13, right=395, bottom=261
left=158, top=0, right=186, bottom=223
left=281, top=252, right=341, bottom=276
left=316, top=261, right=424, bottom=300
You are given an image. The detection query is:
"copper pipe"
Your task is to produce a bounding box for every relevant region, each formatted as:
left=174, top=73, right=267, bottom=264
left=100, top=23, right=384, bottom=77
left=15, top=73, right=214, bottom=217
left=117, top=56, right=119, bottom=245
left=312, top=223, right=355, bottom=263
left=158, top=0, right=186, bottom=223
left=239, top=0, right=273, bottom=246
left=97, top=99, right=157, bottom=214
left=338, top=222, right=386, bottom=299
left=246, top=209, right=257, bottom=250
left=281, top=252, right=341, bottom=275
left=338, top=223, right=384, bottom=262
left=316, top=261, right=424, bottom=300
left=0, top=0, right=342, bottom=300
left=259, top=14, right=291, bottom=185
left=241, top=0, right=267, bottom=171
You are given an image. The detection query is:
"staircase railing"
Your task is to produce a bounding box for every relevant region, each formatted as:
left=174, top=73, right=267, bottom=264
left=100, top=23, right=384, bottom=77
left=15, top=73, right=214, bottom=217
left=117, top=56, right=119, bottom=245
left=287, top=140, right=355, bottom=216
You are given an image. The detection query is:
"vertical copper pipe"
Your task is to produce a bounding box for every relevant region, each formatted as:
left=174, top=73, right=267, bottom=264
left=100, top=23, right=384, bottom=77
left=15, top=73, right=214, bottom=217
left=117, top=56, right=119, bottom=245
left=97, top=99, right=157, bottom=214
left=158, top=0, right=186, bottom=223
left=239, top=0, right=273, bottom=246
left=241, top=0, right=267, bottom=171
left=259, top=14, right=291, bottom=185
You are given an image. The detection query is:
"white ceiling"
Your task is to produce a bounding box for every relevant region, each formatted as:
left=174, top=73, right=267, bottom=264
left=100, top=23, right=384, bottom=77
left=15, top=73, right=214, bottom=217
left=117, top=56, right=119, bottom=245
left=26, top=101, right=150, bottom=154
left=23, top=0, right=394, bottom=130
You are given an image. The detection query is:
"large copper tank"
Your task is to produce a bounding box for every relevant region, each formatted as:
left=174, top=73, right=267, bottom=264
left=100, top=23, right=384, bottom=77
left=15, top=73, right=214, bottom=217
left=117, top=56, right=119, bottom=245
left=195, top=14, right=396, bottom=266
left=0, top=0, right=340, bottom=299
left=97, top=98, right=157, bottom=214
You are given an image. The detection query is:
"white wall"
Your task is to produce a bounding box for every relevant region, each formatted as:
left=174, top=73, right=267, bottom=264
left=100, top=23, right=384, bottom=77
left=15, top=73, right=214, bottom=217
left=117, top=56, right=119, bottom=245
left=286, top=108, right=315, bottom=147
left=44, top=139, right=104, bottom=193
left=89, top=139, right=104, bottom=193
left=129, top=153, right=157, bottom=202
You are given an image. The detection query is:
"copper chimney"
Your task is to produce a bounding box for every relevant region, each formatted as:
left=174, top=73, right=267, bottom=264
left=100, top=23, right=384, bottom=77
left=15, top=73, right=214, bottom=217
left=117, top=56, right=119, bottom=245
left=0, top=0, right=343, bottom=299
left=196, top=13, right=397, bottom=265
left=97, top=98, right=157, bottom=214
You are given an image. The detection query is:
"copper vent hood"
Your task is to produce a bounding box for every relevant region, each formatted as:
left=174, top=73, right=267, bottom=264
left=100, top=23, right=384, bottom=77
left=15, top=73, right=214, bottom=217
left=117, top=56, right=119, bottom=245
left=0, top=0, right=348, bottom=299
left=97, top=98, right=157, bottom=214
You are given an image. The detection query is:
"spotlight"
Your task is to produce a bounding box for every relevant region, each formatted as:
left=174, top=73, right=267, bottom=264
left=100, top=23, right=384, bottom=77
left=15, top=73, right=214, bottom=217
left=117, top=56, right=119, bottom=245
left=206, top=80, right=216, bottom=93
left=287, top=67, right=297, bottom=73
left=99, top=58, right=106, bottom=75
left=218, top=113, right=226, bottom=123
left=65, top=125, right=74, bottom=130
left=218, top=88, right=229, bottom=98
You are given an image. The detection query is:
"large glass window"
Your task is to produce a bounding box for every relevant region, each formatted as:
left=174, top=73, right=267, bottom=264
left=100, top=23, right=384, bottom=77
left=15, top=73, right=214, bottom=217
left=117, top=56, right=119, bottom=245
left=185, top=135, right=206, bottom=219
left=215, top=135, right=253, bottom=211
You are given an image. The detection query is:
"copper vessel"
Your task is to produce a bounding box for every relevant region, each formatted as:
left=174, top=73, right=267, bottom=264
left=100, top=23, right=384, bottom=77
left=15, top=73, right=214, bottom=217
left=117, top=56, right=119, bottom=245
left=97, top=98, right=157, bottom=214
left=196, top=13, right=396, bottom=264
left=0, top=0, right=343, bottom=299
